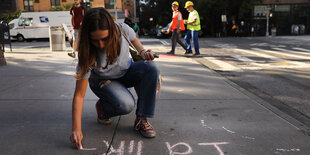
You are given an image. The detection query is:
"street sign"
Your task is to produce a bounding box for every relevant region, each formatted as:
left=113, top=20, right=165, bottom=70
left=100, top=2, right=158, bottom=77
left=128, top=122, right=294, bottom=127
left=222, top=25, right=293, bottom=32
left=221, top=15, right=227, bottom=23
left=109, top=2, right=116, bottom=5
left=254, top=5, right=267, bottom=17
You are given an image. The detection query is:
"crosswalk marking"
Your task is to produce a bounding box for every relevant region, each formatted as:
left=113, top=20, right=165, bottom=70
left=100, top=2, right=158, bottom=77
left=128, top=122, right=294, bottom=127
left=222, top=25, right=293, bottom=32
left=248, top=48, right=310, bottom=67
left=292, top=47, right=310, bottom=52
left=203, top=57, right=241, bottom=71
left=205, top=41, right=310, bottom=71
left=272, top=47, right=310, bottom=57
left=253, top=48, right=310, bottom=60
left=160, top=40, right=170, bottom=46
left=231, top=55, right=256, bottom=63
left=203, top=46, right=310, bottom=71
left=139, top=38, right=170, bottom=45
left=234, top=48, right=280, bottom=59
left=139, top=38, right=160, bottom=42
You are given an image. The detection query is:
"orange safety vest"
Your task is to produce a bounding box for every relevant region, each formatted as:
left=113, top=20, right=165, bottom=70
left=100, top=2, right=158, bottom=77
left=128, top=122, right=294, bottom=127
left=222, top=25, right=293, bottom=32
left=171, top=11, right=185, bottom=31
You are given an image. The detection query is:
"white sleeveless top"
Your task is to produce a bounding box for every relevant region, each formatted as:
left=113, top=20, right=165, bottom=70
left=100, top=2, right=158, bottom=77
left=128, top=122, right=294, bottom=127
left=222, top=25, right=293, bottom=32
left=77, top=23, right=136, bottom=79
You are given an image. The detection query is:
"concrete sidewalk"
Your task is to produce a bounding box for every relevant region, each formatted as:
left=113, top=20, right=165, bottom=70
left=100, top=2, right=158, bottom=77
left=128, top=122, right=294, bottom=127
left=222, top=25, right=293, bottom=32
left=0, top=50, right=309, bottom=155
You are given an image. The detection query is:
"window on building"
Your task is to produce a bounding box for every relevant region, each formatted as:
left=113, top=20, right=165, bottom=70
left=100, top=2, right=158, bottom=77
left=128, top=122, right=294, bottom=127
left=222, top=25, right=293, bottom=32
left=24, top=0, right=34, bottom=11
left=51, top=0, right=61, bottom=7
left=35, top=0, right=40, bottom=3
left=62, top=0, right=66, bottom=2
left=105, top=0, right=115, bottom=9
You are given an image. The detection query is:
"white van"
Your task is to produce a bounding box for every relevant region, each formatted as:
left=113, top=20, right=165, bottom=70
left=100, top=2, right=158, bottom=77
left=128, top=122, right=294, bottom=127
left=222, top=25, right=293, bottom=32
left=9, top=11, right=72, bottom=42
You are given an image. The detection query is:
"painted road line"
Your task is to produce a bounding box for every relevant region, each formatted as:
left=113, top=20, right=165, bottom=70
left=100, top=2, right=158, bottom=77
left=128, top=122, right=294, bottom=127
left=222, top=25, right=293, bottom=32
left=138, top=38, right=160, bottom=42
left=203, top=57, right=241, bottom=71
left=272, top=47, right=310, bottom=57
left=160, top=40, right=170, bottom=46
left=213, top=44, right=237, bottom=49
left=231, top=55, right=256, bottom=63
left=136, top=38, right=169, bottom=46
left=292, top=47, right=310, bottom=53
left=235, top=48, right=310, bottom=68
left=252, top=48, right=310, bottom=60
left=231, top=55, right=265, bottom=69
left=252, top=48, right=310, bottom=67
left=249, top=42, right=286, bottom=48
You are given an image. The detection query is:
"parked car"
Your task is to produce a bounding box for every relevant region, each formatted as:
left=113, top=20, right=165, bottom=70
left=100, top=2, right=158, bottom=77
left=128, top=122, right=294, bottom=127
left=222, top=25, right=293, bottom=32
left=156, top=23, right=205, bottom=38
left=156, top=23, right=171, bottom=38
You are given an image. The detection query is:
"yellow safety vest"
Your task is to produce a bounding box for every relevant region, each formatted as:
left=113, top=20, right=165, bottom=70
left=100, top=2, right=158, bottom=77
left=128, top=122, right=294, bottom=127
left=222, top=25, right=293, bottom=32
left=187, top=10, right=201, bottom=31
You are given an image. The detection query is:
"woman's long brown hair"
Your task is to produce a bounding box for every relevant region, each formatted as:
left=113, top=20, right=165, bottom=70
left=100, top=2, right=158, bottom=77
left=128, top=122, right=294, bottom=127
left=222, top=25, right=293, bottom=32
left=76, top=7, right=120, bottom=80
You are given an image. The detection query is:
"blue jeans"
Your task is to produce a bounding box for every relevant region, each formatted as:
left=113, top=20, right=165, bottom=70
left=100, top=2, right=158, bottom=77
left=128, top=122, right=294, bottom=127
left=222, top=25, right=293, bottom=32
left=184, top=30, right=200, bottom=54
left=89, top=60, right=159, bottom=118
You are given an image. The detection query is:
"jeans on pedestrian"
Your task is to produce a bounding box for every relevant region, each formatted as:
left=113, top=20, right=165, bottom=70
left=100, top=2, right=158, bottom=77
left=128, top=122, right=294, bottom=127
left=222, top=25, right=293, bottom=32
left=89, top=60, right=160, bottom=118
left=184, top=30, right=200, bottom=54
left=171, top=30, right=186, bottom=54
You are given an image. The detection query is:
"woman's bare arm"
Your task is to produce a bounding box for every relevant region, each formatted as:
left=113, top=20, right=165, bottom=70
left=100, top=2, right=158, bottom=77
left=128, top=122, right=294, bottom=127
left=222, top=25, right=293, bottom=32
left=70, top=78, right=88, bottom=149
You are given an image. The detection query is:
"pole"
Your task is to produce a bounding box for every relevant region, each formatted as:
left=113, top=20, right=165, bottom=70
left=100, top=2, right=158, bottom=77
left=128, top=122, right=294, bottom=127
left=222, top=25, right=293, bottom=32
left=266, top=5, right=270, bottom=36
left=133, top=0, right=136, bottom=19
left=115, top=0, right=118, bottom=20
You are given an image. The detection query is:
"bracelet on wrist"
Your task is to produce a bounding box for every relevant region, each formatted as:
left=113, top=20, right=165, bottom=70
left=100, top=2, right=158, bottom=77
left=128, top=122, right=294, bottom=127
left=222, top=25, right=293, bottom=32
left=139, top=49, right=146, bottom=55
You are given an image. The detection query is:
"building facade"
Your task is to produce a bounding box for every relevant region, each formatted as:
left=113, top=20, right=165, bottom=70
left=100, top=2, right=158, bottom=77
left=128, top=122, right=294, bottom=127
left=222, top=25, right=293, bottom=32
left=254, top=0, right=310, bottom=35
left=3, top=0, right=137, bottom=20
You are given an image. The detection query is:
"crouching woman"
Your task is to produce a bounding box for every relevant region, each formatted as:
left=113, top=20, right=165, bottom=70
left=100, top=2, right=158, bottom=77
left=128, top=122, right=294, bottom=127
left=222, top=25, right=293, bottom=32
left=70, top=7, right=160, bottom=149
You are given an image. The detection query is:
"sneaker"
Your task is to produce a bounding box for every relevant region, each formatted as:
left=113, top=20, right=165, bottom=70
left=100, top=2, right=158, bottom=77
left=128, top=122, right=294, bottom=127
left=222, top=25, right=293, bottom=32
left=68, top=52, right=76, bottom=58
left=193, top=53, right=201, bottom=57
left=134, top=118, right=156, bottom=138
left=184, top=51, right=192, bottom=54
left=166, top=51, right=174, bottom=55
left=96, top=100, right=112, bottom=125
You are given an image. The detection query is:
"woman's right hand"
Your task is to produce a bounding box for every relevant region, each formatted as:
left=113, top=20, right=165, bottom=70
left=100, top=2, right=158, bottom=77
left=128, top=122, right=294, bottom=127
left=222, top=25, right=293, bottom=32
left=70, top=130, right=83, bottom=150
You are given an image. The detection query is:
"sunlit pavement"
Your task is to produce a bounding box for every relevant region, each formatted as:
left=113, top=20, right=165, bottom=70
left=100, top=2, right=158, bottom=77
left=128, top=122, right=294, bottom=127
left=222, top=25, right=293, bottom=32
left=0, top=39, right=310, bottom=154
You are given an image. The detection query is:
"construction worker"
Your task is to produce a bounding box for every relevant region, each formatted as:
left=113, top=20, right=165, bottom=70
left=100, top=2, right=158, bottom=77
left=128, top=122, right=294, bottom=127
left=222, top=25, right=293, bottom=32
left=184, top=1, right=201, bottom=56
left=166, top=1, right=186, bottom=55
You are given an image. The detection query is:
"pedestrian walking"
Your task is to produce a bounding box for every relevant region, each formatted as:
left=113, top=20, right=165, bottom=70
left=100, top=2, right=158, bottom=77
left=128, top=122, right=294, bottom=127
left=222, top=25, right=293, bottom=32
left=124, top=17, right=134, bottom=28
left=250, top=25, right=255, bottom=37
left=166, top=1, right=186, bottom=55
left=184, top=1, right=201, bottom=56
left=133, top=23, right=140, bottom=38
left=69, top=7, right=160, bottom=150
left=232, top=21, right=239, bottom=37
left=68, top=0, right=87, bottom=58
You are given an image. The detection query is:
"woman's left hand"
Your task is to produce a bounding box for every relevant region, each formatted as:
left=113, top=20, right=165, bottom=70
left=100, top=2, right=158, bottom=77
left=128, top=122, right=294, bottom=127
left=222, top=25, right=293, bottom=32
left=141, top=49, right=157, bottom=61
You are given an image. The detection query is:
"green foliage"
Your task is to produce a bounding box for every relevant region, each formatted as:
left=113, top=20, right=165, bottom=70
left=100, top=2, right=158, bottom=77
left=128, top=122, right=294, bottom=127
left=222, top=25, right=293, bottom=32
left=50, top=6, right=64, bottom=11
left=50, top=3, right=74, bottom=11
left=0, top=10, right=23, bottom=22
left=63, top=3, right=74, bottom=11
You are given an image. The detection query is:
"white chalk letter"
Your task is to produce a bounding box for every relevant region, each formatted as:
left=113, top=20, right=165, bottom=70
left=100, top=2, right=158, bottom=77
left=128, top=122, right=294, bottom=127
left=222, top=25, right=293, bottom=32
left=137, top=141, right=143, bottom=155
left=165, top=142, right=193, bottom=155
left=103, top=140, right=125, bottom=155
left=128, top=140, right=134, bottom=154
left=198, top=142, right=229, bottom=155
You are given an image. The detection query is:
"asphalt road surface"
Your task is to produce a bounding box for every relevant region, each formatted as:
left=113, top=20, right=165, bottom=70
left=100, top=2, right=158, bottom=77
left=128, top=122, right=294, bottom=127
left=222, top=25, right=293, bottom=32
left=2, top=36, right=309, bottom=154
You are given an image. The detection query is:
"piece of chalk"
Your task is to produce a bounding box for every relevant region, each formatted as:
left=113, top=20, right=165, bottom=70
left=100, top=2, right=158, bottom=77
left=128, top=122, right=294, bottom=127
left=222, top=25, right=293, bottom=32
left=80, top=148, right=97, bottom=151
